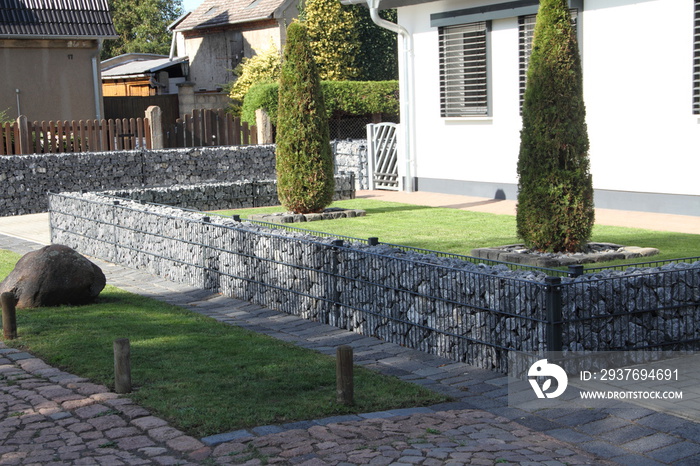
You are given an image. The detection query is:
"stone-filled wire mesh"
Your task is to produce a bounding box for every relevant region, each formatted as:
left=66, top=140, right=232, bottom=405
left=48, top=192, right=700, bottom=373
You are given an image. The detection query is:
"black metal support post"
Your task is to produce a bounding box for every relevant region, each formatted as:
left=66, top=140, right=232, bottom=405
left=328, top=240, right=344, bottom=326
left=545, top=276, right=563, bottom=353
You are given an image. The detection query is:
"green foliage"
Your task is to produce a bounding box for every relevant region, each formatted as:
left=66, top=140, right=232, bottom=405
left=302, top=0, right=360, bottom=80
left=300, top=0, right=397, bottom=81
left=228, top=42, right=282, bottom=115
left=0, top=108, right=13, bottom=125
left=516, top=0, right=594, bottom=253
left=276, top=22, right=335, bottom=214
left=348, top=6, right=398, bottom=81
left=102, top=0, right=183, bottom=59
left=241, top=80, right=399, bottom=124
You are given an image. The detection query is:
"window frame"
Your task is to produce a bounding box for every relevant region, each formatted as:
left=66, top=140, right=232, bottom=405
left=438, top=21, right=491, bottom=118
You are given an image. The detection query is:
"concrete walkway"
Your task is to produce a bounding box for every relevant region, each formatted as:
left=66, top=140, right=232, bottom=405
left=357, top=190, right=700, bottom=235
left=0, top=192, right=699, bottom=465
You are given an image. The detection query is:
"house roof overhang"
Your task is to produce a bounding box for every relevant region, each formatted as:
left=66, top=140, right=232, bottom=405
left=0, top=0, right=118, bottom=39
left=101, top=55, right=189, bottom=78
left=174, top=0, right=294, bottom=32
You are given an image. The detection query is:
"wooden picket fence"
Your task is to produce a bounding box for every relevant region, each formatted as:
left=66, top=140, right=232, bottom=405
left=1, top=108, right=257, bottom=156
left=0, top=117, right=151, bottom=155
left=165, top=109, right=257, bottom=148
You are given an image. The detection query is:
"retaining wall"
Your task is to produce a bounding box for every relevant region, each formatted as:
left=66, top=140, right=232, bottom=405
left=104, top=175, right=355, bottom=212
left=0, top=140, right=366, bottom=216
left=49, top=191, right=700, bottom=372
left=333, top=140, right=369, bottom=190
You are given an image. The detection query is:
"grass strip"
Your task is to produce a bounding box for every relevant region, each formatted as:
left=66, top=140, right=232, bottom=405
left=0, top=250, right=448, bottom=438
left=212, top=199, right=700, bottom=268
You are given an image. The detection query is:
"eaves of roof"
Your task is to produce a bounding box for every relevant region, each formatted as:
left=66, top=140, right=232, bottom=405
left=0, top=0, right=118, bottom=39
left=175, top=0, right=291, bottom=32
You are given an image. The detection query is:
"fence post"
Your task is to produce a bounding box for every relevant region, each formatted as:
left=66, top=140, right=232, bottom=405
left=328, top=239, right=344, bottom=326
left=336, top=345, right=353, bottom=405
left=366, top=123, right=376, bottom=190
left=113, top=338, right=131, bottom=394
left=255, top=109, right=274, bottom=144
left=16, top=115, right=29, bottom=155
left=1, top=292, right=17, bottom=340
left=145, top=106, right=163, bottom=149
left=544, top=276, right=563, bottom=353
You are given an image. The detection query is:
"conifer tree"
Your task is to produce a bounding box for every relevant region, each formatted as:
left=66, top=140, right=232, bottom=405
left=516, top=0, right=594, bottom=252
left=275, top=22, right=335, bottom=214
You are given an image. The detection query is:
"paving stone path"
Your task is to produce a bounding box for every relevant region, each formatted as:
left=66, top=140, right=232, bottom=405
left=1, top=234, right=699, bottom=465
left=0, top=342, right=604, bottom=465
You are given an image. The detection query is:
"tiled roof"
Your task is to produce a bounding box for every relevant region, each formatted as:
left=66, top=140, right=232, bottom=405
left=0, top=0, right=117, bottom=38
left=176, top=0, right=289, bottom=31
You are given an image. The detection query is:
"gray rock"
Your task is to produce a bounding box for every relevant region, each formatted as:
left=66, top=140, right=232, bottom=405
left=0, top=244, right=106, bottom=308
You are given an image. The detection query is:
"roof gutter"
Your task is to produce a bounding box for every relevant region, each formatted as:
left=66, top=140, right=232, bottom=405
left=341, top=0, right=414, bottom=192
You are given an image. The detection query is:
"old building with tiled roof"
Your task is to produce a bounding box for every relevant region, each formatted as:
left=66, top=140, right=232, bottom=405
left=171, top=0, right=298, bottom=107
left=0, top=0, right=117, bottom=122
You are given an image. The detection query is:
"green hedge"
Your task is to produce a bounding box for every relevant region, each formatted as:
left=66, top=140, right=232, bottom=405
left=241, top=80, right=399, bottom=124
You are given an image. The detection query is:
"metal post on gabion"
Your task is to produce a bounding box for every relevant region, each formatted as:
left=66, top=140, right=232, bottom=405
left=545, top=277, right=563, bottom=353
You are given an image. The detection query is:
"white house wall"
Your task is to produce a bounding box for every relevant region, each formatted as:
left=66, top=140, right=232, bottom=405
left=398, top=0, right=700, bottom=215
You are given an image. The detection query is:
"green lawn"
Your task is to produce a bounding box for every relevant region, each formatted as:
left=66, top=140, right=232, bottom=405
left=0, top=250, right=448, bottom=438
left=212, top=199, right=700, bottom=267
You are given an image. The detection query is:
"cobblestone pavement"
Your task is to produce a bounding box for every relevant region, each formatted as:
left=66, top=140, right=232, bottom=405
left=1, top=233, right=699, bottom=465
left=0, top=345, right=604, bottom=465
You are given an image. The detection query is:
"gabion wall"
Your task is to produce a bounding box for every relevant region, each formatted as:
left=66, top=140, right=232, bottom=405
left=0, top=140, right=365, bottom=216
left=48, top=192, right=700, bottom=372
left=333, top=140, right=369, bottom=190
left=103, top=175, right=356, bottom=212
left=0, top=145, right=277, bottom=215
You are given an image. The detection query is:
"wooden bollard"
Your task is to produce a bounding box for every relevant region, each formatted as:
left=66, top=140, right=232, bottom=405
left=1, top=292, right=17, bottom=340
left=113, top=338, right=132, bottom=394
left=336, top=345, right=354, bottom=405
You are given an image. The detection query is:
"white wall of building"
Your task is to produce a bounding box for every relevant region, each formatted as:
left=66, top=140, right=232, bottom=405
left=583, top=0, right=698, bottom=196
left=397, top=0, right=699, bottom=212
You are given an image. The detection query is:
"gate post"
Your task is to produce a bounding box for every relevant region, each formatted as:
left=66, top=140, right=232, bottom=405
left=366, top=123, right=376, bottom=190
left=145, top=106, right=163, bottom=149
left=544, top=276, right=563, bottom=353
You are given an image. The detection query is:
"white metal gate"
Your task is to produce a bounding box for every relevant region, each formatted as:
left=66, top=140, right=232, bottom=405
left=367, top=122, right=399, bottom=190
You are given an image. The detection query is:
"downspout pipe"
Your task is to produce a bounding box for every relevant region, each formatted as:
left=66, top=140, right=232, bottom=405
left=343, top=0, right=415, bottom=192
left=92, top=39, right=103, bottom=120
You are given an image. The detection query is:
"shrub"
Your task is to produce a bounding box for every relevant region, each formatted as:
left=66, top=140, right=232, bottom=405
left=275, top=22, right=335, bottom=214
left=516, top=0, right=594, bottom=253
left=302, top=0, right=360, bottom=80
left=228, top=42, right=281, bottom=115
left=241, top=80, right=399, bottom=125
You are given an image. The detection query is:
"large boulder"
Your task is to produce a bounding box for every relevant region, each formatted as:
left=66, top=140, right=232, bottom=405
left=0, top=245, right=106, bottom=308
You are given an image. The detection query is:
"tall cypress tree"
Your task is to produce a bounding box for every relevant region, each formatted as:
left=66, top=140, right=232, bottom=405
left=276, top=22, right=335, bottom=214
left=516, top=0, right=594, bottom=253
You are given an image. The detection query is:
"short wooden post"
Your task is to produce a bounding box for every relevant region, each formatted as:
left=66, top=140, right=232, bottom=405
left=336, top=345, right=354, bottom=405
left=113, top=338, right=132, bottom=394
left=1, top=292, right=17, bottom=340
left=255, top=109, right=274, bottom=144
left=16, top=115, right=29, bottom=155
left=145, top=106, right=163, bottom=149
